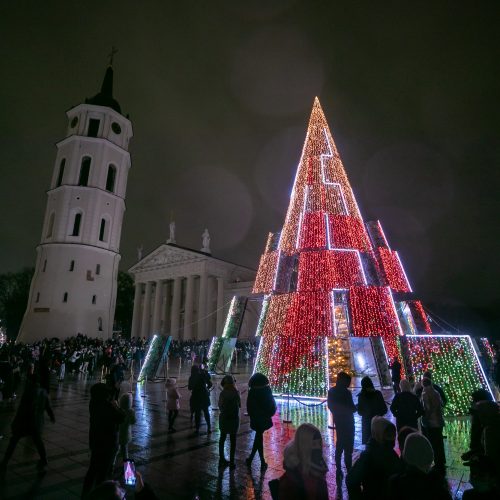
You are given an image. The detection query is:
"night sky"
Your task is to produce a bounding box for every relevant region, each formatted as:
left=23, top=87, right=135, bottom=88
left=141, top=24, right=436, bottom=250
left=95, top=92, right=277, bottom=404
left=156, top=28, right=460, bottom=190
left=1, top=2, right=499, bottom=336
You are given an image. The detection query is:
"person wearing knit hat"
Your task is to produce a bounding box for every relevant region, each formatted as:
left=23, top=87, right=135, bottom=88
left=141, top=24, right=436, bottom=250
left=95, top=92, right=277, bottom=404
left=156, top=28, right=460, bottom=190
left=403, top=432, right=434, bottom=473
left=388, top=432, right=452, bottom=500
left=346, top=417, right=403, bottom=499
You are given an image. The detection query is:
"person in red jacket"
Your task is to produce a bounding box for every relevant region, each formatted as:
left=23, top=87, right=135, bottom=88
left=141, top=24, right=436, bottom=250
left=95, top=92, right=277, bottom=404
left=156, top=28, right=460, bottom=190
left=278, top=423, right=329, bottom=500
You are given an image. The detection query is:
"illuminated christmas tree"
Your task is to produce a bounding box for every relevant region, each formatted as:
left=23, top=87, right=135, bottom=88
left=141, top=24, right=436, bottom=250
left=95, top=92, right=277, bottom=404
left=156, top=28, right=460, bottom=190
left=252, top=98, right=423, bottom=398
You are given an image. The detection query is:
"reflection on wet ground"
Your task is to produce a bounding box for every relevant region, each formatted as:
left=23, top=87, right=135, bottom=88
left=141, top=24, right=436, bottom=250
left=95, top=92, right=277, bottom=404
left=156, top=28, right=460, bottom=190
left=0, top=359, right=471, bottom=499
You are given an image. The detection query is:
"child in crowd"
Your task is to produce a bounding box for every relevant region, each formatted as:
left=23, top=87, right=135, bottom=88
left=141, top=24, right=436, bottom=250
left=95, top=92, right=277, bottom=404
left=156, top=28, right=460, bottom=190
left=118, top=393, right=136, bottom=460
left=166, top=378, right=181, bottom=433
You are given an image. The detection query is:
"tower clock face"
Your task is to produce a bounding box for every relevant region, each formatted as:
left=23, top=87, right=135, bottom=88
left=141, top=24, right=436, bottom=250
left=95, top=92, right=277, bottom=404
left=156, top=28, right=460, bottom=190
left=111, top=122, right=121, bottom=134
left=70, top=117, right=78, bottom=128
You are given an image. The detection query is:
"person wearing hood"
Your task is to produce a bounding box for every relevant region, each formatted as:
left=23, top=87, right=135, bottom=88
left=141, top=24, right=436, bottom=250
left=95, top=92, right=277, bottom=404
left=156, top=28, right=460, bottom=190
left=166, top=378, right=180, bottom=433
left=278, top=423, right=329, bottom=499
left=82, top=383, right=125, bottom=498
left=218, top=375, right=241, bottom=469
left=421, top=377, right=446, bottom=474
left=245, top=372, right=276, bottom=470
left=390, top=379, right=424, bottom=449
left=0, top=373, right=55, bottom=472
left=346, top=416, right=403, bottom=500
left=415, top=370, right=447, bottom=407
left=188, top=365, right=212, bottom=435
left=357, top=376, right=388, bottom=445
left=388, top=432, right=452, bottom=500
left=327, top=371, right=356, bottom=481
left=117, top=392, right=136, bottom=461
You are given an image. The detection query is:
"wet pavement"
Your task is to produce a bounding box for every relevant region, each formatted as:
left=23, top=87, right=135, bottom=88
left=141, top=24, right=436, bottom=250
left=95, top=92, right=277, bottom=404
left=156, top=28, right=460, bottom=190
left=0, top=359, right=472, bottom=499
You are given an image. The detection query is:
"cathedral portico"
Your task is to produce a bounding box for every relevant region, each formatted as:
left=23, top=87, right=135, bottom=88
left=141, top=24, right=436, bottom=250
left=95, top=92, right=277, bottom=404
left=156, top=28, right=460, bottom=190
left=129, top=243, right=256, bottom=340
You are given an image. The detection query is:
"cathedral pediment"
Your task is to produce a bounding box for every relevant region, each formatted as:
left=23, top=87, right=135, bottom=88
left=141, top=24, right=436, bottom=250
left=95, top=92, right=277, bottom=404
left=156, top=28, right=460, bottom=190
left=129, top=244, right=205, bottom=273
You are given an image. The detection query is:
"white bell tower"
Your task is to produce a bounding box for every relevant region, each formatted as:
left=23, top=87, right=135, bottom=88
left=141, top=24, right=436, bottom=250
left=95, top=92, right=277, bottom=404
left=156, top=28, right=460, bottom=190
left=18, top=63, right=133, bottom=342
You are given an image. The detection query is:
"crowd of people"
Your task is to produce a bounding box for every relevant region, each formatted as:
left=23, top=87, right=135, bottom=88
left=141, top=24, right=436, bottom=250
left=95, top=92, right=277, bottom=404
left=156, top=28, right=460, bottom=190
left=0, top=334, right=499, bottom=499
left=327, top=370, right=500, bottom=500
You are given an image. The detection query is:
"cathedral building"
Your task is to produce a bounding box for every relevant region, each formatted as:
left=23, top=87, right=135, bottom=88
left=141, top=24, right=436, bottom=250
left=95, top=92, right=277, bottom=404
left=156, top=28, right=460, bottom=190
left=17, top=64, right=132, bottom=342
left=129, top=230, right=258, bottom=340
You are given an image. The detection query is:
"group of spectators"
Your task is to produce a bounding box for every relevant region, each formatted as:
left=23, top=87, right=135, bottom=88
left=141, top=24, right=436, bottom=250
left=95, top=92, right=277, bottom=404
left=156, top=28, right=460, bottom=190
left=326, top=370, right=500, bottom=500
left=0, top=333, right=499, bottom=499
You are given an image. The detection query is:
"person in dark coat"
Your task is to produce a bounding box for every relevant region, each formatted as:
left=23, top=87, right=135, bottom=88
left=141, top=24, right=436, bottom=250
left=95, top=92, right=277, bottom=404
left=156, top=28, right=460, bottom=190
left=327, top=371, right=356, bottom=481
left=0, top=353, right=14, bottom=401
left=388, top=432, right=452, bottom=500
left=357, top=376, right=387, bottom=445
left=82, top=383, right=125, bottom=498
left=218, top=375, right=240, bottom=468
left=107, top=357, right=126, bottom=401
left=346, top=417, right=403, bottom=500
left=389, top=358, right=402, bottom=394
left=0, top=374, right=55, bottom=471
left=390, top=379, right=424, bottom=450
left=188, top=365, right=212, bottom=435
left=462, top=389, right=493, bottom=461
left=245, top=372, right=276, bottom=470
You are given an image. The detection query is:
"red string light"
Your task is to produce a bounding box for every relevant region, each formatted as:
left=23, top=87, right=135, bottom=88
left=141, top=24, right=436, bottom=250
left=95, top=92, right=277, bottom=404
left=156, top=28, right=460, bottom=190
left=408, top=300, right=432, bottom=334
left=378, top=247, right=411, bottom=292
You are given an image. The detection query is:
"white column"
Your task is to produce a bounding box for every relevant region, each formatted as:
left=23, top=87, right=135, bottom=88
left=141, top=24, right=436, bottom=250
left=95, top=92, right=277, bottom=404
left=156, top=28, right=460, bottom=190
left=170, top=277, right=182, bottom=339
left=183, top=275, right=195, bottom=340
left=216, top=277, right=225, bottom=336
left=152, top=280, right=163, bottom=334
left=198, top=271, right=208, bottom=340
left=160, top=281, right=167, bottom=333
left=163, top=281, right=171, bottom=333
left=131, top=282, right=143, bottom=338
left=140, top=281, right=153, bottom=338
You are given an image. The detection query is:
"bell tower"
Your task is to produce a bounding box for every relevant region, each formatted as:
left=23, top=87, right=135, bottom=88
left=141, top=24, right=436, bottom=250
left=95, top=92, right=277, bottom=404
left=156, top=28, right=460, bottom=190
left=17, top=63, right=133, bottom=342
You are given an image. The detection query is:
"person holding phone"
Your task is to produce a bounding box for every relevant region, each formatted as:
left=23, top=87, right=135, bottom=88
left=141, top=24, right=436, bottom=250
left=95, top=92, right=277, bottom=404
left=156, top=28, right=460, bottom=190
left=87, top=471, right=159, bottom=499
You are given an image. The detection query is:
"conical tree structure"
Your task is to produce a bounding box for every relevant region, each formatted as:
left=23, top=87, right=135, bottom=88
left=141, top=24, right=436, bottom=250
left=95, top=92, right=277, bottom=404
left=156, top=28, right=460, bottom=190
left=252, top=98, right=427, bottom=398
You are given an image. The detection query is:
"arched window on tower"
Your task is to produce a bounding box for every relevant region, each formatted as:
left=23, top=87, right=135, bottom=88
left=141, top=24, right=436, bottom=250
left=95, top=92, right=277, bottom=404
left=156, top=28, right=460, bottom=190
left=105, top=165, right=117, bottom=192
left=99, top=218, right=109, bottom=242
left=98, top=317, right=103, bottom=331
left=56, top=159, right=65, bottom=187
left=71, top=212, right=82, bottom=236
left=78, top=156, right=91, bottom=186
left=46, top=212, right=55, bottom=238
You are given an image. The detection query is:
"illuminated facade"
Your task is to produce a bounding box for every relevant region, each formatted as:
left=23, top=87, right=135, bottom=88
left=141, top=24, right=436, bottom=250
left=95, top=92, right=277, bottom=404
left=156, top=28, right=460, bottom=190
left=18, top=65, right=132, bottom=342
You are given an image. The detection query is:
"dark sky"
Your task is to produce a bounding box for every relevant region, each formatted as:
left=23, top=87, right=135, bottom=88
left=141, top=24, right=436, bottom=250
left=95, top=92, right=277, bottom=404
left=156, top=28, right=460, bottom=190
left=1, top=2, right=499, bottom=335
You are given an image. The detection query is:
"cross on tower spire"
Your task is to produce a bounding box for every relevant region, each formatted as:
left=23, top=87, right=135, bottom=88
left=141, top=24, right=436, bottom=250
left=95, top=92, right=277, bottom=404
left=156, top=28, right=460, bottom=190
left=108, top=46, right=118, bottom=67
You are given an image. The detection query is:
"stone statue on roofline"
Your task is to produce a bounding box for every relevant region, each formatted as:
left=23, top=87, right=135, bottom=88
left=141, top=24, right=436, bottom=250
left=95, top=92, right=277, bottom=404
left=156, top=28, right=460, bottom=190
left=137, top=245, right=143, bottom=262
left=167, top=220, right=176, bottom=244
left=201, top=229, right=211, bottom=254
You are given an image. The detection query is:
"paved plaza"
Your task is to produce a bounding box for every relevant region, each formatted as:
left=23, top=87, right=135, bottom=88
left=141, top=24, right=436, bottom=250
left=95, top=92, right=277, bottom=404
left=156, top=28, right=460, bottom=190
left=0, top=360, right=472, bottom=499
